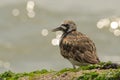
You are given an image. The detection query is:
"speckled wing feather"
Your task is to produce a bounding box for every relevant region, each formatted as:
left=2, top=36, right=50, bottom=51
left=60, top=31, right=100, bottom=64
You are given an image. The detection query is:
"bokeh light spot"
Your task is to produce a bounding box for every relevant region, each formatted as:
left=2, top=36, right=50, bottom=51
left=27, top=11, right=35, bottom=18
left=56, top=31, right=62, bottom=39
left=26, top=0, right=35, bottom=12
left=114, top=29, right=120, bottom=36
left=97, top=18, right=110, bottom=29
left=41, top=29, right=48, bottom=36
left=12, top=9, right=20, bottom=16
left=55, top=31, right=62, bottom=36
left=51, top=38, right=59, bottom=46
left=56, top=34, right=62, bottom=39
left=26, top=0, right=35, bottom=18
left=110, top=21, right=118, bottom=29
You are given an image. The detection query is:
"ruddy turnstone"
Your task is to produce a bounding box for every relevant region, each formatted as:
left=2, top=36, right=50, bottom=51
left=52, top=20, right=100, bottom=68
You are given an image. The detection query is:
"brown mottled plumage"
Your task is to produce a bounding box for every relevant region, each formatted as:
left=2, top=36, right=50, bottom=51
left=52, top=20, right=100, bottom=68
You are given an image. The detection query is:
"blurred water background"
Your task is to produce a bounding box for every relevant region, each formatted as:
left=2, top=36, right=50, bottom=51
left=0, top=0, right=120, bottom=72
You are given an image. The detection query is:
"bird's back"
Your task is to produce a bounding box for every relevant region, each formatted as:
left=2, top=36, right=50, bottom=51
left=60, top=31, right=100, bottom=65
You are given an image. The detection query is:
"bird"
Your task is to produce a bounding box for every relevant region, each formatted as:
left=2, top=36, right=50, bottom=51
left=52, top=20, right=100, bottom=69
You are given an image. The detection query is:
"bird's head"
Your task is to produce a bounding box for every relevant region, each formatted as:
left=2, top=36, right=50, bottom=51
left=52, top=20, right=77, bottom=33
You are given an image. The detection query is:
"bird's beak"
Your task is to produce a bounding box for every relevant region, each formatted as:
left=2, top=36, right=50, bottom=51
left=52, top=26, right=63, bottom=32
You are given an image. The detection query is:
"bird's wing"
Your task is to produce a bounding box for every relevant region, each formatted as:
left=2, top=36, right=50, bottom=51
left=60, top=32, right=100, bottom=64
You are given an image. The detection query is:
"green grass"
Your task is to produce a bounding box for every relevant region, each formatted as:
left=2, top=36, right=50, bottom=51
left=0, top=69, right=49, bottom=80
left=77, top=69, right=120, bottom=80
left=0, top=62, right=120, bottom=80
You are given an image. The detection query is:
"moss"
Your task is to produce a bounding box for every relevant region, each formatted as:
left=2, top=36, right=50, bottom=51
left=77, top=61, right=119, bottom=70
left=29, top=69, right=49, bottom=76
left=77, top=72, right=99, bottom=80
left=76, top=69, right=120, bottom=80
left=0, top=71, right=15, bottom=80
left=55, top=68, right=76, bottom=76
left=0, top=69, right=49, bottom=80
left=0, top=62, right=120, bottom=80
